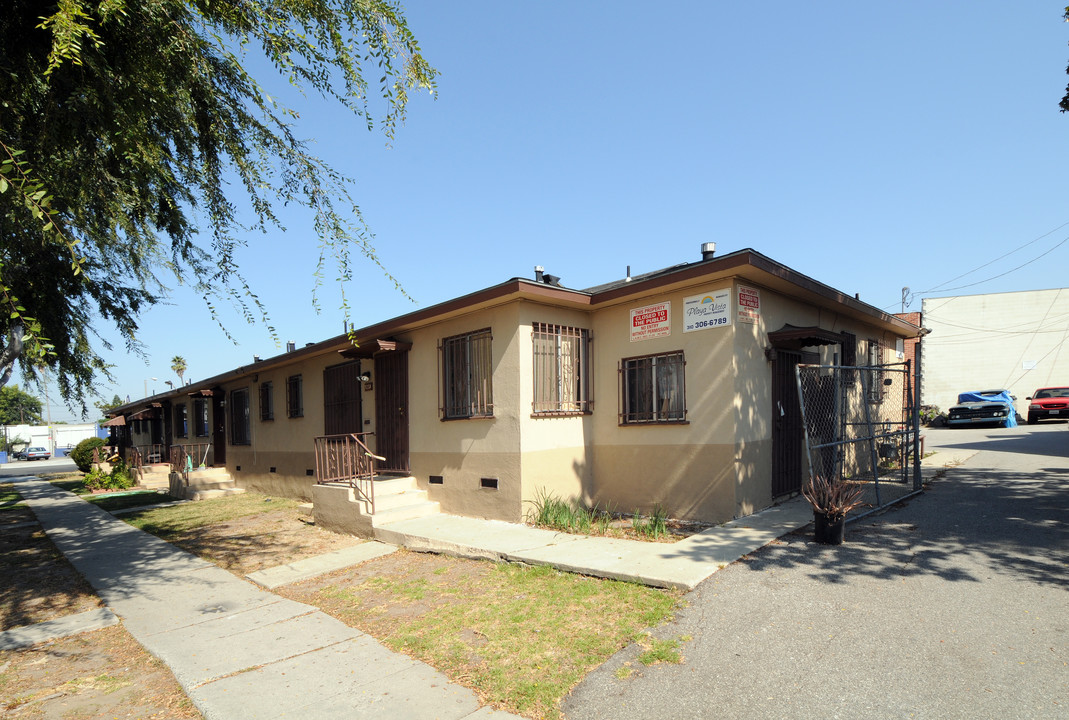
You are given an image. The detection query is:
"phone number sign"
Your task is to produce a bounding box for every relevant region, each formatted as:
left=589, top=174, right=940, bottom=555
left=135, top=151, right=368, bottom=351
left=683, top=289, right=731, bottom=332
left=630, top=302, right=671, bottom=342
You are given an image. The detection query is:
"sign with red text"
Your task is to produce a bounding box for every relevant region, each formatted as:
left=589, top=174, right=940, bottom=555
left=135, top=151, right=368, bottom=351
left=630, top=302, right=671, bottom=341
left=737, top=285, right=761, bottom=324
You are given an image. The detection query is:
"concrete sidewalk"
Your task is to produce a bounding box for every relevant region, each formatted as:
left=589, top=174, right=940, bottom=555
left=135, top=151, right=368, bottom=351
left=370, top=451, right=969, bottom=591
left=13, top=474, right=518, bottom=720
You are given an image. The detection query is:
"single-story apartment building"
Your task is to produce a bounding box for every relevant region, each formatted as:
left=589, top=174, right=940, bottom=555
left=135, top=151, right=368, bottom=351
left=108, top=247, right=921, bottom=526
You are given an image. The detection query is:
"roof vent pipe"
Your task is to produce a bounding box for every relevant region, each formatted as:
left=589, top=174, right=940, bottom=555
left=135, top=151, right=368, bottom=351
left=286, top=341, right=296, bottom=352
left=534, top=265, right=544, bottom=283
left=701, top=242, right=716, bottom=261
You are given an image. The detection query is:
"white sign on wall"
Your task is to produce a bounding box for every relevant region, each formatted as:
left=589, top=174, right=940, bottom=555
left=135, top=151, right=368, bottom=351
left=630, top=302, right=671, bottom=342
left=683, top=289, right=731, bottom=333
left=737, top=285, right=761, bottom=324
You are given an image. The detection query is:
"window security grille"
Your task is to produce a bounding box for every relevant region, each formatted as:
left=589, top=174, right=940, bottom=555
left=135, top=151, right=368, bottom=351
left=260, top=382, right=274, bottom=421
left=441, top=329, right=493, bottom=419
left=287, top=375, right=303, bottom=418
left=230, top=388, right=251, bottom=445
left=532, top=323, right=592, bottom=414
left=620, top=351, right=686, bottom=424
left=194, top=399, right=209, bottom=437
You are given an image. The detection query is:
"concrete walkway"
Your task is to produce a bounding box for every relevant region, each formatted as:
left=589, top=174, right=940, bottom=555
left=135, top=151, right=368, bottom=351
left=12, top=474, right=518, bottom=720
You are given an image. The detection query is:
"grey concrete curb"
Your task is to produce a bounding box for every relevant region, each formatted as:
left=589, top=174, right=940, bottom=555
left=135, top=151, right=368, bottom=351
left=0, top=607, right=119, bottom=650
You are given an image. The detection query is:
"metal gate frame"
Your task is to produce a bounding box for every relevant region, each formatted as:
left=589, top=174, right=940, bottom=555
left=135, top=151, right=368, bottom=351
left=795, top=359, right=923, bottom=517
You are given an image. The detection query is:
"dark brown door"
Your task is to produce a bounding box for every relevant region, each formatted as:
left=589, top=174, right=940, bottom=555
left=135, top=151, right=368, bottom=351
left=771, top=349, right=804, bottom=497
left=374, top=351, right=409, bottom=472
left=212, top=390, right=227, bottom=466
left=323, top=361, right=363, bottom=435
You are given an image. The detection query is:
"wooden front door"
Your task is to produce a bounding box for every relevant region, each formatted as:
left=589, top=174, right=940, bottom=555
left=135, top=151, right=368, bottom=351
left=771, top=349, right=804, bottom=497
left=374, top=351, right=409, bottom=473
left=323, top=361, right=363, bottom=435
left=212, top=390, right=226, bottom=467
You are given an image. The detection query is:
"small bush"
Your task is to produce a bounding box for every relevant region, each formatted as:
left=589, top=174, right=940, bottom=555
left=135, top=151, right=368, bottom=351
left=71, top=437, right=106, bottom=473
left=83, top=457, right=134, bottom=492
left=525, top=488, right=592, bottom=534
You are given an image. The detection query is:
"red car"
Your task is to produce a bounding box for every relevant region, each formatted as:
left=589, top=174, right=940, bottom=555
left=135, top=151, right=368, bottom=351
left=1026, top=387, right=1069, bottom=424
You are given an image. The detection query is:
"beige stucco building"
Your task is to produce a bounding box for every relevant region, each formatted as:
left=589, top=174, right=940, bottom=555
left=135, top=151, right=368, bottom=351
left=111, top=248, right=921, bottom=527
left=921, top=288, right=1069, bottom=416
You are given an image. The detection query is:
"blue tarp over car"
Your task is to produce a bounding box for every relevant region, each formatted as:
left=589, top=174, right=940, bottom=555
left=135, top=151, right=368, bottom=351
left=950, top=390, right=1018, bottom=427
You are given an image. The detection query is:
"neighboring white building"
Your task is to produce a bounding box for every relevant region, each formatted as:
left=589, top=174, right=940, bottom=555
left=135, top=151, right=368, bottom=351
left=921, top=288, right=1069, bottom=416
left=2, top=423, right=105, bottom=455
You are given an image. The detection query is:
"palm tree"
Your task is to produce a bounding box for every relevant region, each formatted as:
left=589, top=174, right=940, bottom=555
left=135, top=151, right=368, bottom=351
left=171, top=356, right=188, bottom=386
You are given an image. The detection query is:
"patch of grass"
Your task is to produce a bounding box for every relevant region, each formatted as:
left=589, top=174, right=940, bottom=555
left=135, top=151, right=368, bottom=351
left=123, top=493, right=300, bottom=540
left=525, top=488, right=592, bottom=534
left=631, top=506, right=668, bottom=539
left=48, top=475, right=89, bottom=495
left=0, top=482, right=27, bottom=510
left=86, top=491, right=179, bottom=513
left=636, top=633, right=690, bottom=665
left=614, top=664, right=634, bottom=679
left=291, top=554, right=681, bottom=719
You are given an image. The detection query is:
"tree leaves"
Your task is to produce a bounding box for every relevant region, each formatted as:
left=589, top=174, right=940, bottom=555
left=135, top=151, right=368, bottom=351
left=1, top=1, right=436, bottom=411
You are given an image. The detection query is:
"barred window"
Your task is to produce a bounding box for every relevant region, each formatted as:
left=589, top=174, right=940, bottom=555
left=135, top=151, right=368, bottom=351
left=441, top=329, right=493, bottom=419
left=229, top=388, right=251, bottom=445
left=532, top=323, right=591, bottom=414
left=174, top=404, right=188, bottom=438
left=867, top=340, right=885, bottom=404
left=194, top=398, right=209, bottom=437
left=620, top=351, right=686, bottom=424
left=286, top=375, right=303, bottom=418
left=259, top=381, right=274, bottom=421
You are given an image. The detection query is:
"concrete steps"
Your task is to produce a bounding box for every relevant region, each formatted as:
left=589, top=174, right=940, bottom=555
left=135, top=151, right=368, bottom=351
left=371, top=477, right=440, bottom=527
left=137, top=464, right=171, bottom=491
left=169, top=466, right=244, bottom=501
left=312, top=475, right=439, bottom=538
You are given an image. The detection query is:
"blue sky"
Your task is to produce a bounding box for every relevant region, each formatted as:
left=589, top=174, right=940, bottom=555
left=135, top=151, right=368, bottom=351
left=43, top=1, right=1069, bottom=421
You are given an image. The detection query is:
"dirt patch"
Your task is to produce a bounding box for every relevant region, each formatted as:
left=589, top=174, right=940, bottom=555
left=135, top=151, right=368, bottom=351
left=0, top=625, right=200, bottom=719
left=128, top=503, right=365, bottom=575
left=1, top=524, right=101, bottom=632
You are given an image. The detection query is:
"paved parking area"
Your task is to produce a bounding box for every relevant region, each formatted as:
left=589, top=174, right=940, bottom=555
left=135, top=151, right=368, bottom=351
left=564, top=424, right=1069, bottom=719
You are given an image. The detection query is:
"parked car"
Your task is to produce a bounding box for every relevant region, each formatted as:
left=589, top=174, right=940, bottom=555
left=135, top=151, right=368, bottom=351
left=11, top=449, right=26, bottom=460
left=1026, top=386, right=1069, bottom=424
left=25, top=447, right=51, bottom=461
left=946, top=390, right=1017, bottom=428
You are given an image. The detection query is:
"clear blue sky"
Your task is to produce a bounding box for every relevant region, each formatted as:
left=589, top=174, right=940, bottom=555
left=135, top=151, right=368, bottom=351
left=42, top=1, right=1069, bottom=421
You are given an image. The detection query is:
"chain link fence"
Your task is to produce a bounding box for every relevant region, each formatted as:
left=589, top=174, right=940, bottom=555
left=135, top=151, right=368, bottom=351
left=796, top=361, right=922, bottom=515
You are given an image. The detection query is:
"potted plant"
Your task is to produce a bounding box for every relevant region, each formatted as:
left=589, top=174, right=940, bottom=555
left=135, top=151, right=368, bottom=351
left=801, top=474, right=865, bottom=545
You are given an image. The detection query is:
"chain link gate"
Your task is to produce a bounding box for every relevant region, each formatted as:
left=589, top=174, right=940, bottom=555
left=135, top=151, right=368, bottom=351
left=795, top=361, right=922, bottom=517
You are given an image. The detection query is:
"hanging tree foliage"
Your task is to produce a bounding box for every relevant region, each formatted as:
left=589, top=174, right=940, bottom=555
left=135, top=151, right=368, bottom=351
left=0, top=0, right=436, bottom=410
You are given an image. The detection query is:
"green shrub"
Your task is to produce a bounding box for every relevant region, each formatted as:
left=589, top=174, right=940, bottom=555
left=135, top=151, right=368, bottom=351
left=83, top=457, right=134, bottom=492
left=71, top=437, right=107, bottom=473
left=632, top=506, right=668, bottom=539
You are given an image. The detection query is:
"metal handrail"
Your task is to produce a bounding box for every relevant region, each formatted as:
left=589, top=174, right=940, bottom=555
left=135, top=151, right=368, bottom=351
left=169, top=443, right=211, bottom=486
left=135, top=443, right=166, bottom=464
left=313, top=432, right=383, bottom=514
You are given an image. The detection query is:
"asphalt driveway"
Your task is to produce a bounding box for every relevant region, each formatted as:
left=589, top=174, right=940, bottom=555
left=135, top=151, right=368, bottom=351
left=564, top=423, right=1068, bottom=719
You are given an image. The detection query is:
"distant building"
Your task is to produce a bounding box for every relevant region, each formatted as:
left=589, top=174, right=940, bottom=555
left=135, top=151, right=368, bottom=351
left=921, top=288, right=1069, bottom=415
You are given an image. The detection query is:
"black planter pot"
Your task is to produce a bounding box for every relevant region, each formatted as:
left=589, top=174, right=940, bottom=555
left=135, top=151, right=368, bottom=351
left=813, top=511, right=845, bottom=545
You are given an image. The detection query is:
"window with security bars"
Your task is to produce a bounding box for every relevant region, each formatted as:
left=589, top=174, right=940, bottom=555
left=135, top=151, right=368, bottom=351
left=532, top=323, right=591, bottom=414
left=441, top=329, right=493, bottom=419
left=229, top=388, right=250, bottom=445
left=286, top=375, right=303, bottom=418
left=259, top=382, right=274, bottom=421
left=620, top=351, right=686, bottom=424
left=867, top=339, right=885, bottom=404
left=194, top=398, right=209, bottom=437
left=174, top=404, right=188, bottom=438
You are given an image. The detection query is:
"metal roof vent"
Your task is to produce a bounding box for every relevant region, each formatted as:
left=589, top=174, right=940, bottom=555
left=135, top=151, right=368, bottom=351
left=534, top=265, right=544, bottom=283
left=286, top=341, right=296, bottom=352
left=701, top=242, right=716, bottom=261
